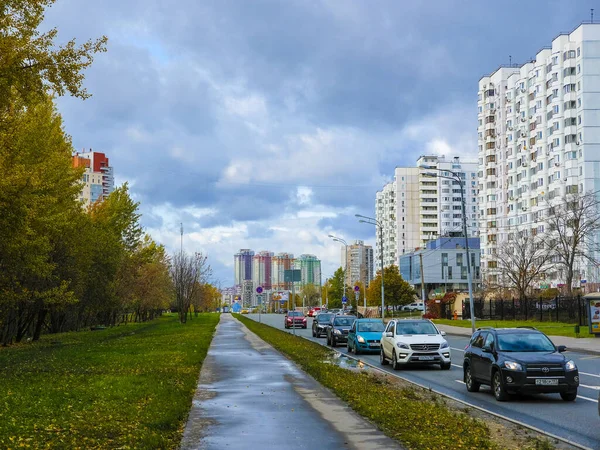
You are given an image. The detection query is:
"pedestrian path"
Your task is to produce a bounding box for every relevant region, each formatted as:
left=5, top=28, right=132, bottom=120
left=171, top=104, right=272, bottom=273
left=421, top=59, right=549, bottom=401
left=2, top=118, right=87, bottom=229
left=181, top=313, right=402, bottom=450
left=436, top=323, right=600, bottom=354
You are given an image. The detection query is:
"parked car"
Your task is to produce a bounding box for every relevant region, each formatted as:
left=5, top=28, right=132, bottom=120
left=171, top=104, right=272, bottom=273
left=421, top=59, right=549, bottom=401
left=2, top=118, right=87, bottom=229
left=328, top=308, right=342, bottom=315
left=308, top=307, right=322, bottom=317
left=312, top=312, right=334, bottom=337
left=241, top=309, right=249, bottom=314
left=380, top=319, right=451, bottom=370
left=347, top=319, right=386, bottom=354
left=284, top=311, right=307, bottom=329
left=463, top=327, right=579, bottom=402
left=326, top=315, right=356, bottom=347
left=402, top=302, right=424, bottom=312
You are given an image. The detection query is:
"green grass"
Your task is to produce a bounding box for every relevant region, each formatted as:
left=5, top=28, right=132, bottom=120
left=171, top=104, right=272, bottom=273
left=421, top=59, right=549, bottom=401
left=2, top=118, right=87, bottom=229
left=432, top=319, right=594, bottom=338
left=234, top=314, right=497, bottom=450
left=0, top=313, right=219, bottom=449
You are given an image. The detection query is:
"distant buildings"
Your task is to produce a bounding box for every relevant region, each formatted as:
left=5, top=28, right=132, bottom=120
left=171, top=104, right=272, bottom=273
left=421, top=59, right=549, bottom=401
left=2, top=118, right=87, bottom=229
left=72, top=149, right=114, bottom=206
left=342, top=240, right=373, bottom=288
left=232, top=249, right=322, bottom=307
left=375, top=155, right=478, bottom=268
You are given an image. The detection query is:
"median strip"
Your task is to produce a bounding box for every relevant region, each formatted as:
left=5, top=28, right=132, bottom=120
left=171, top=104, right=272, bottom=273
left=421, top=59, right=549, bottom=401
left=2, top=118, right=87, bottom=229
left=235, top=314, right=560, bottom=450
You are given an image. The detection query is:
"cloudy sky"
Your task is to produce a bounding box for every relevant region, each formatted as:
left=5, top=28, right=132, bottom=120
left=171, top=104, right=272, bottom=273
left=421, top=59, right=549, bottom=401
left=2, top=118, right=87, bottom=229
left=45, top=0, right=596, bottom=285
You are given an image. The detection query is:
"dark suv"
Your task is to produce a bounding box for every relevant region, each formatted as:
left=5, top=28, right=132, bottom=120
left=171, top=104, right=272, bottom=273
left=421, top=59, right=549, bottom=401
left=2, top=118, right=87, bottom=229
left=463, top=327, right=579, bottom=402
left=312, top=312, right=333, bottom=337
left=326, top=315, right=356, bottom=347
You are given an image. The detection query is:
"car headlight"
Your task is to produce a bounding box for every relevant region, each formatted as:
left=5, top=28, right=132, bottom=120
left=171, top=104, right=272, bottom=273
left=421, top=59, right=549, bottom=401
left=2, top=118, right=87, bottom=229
left=334, top=329, right=341, bottom=335
left=396, top=342, right=409, bottom=349
left=565, top=360, right=577, bottom=371
left=440, top=341, right=449, bottom=349
left=503, top=361, right=523, bottom=371
left=357, top=335, right=365, bottom=343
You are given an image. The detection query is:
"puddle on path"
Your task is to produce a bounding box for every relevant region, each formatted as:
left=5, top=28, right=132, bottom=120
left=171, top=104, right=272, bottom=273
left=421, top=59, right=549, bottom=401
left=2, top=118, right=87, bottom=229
left=323, top=353, right=370, bottom=372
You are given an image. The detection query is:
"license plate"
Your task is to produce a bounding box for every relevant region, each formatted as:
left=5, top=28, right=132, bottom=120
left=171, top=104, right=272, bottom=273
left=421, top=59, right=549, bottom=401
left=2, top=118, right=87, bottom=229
left=418, top=356, right=435, bottom=361
left=535, top=379, right=559, bottom=385
left=369, top=343, right=380, bottom=347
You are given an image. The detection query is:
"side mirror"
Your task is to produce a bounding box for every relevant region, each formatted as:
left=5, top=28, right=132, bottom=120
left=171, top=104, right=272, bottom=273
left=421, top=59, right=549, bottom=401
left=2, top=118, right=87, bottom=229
left=440, top=331, right=447, bottom=337
left=482, top=346, right=491, bottom=353
left=385, top=332, right=393, bottom=338
left=557, top=345, right=567, bottom=353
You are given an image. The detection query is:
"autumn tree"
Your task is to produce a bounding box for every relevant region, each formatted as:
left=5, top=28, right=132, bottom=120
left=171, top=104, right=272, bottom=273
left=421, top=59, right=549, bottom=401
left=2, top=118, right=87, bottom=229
left=300, top=283, right=321, bottom=307
left=367, top=265, right=416, bottom=309
left=326, top=267, right=346, bottom=308
left=0, top=0, right=107, bottom=115
left=496, top=229, right=552, bottom=301
left=545, top=191, right=600, bottom=295
left=171, top=252, right=211, bottom=323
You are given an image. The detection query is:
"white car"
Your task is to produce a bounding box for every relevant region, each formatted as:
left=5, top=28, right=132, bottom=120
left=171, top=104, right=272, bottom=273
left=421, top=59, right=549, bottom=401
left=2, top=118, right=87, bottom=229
left=380, top=319, right=451, bottom=370
left=402, top=302, right=424, bottom=312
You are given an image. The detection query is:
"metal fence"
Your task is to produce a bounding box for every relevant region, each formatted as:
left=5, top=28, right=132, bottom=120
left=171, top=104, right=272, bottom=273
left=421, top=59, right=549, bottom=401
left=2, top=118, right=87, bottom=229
left=457, top=296, right=589, bottom=325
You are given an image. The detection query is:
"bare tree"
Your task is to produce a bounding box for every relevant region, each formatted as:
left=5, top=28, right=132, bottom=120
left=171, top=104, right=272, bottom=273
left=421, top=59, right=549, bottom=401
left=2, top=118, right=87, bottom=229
left=171, top=252, right=212, bottom=323
left=496, top=229, right=552, bottom=301
left=545, top=191, right=600, bottom=295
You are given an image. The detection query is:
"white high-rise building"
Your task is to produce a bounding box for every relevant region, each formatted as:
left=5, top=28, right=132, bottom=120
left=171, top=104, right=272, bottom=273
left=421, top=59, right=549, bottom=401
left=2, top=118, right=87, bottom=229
left=477, top=23, right=600, bottom=287
left=375, top=155, right=478, bottom=268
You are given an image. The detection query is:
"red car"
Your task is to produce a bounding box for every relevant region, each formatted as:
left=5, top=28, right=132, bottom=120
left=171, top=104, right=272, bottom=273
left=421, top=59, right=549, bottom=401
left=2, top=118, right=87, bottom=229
left=285, top=311, right=307, bottom=329
left=308, top=307, right=322, bottom=317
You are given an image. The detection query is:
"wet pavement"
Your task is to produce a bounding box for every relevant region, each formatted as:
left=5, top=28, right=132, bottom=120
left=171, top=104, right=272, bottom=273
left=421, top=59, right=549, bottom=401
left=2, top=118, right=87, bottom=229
left=180, top=314, right=402, bottom=450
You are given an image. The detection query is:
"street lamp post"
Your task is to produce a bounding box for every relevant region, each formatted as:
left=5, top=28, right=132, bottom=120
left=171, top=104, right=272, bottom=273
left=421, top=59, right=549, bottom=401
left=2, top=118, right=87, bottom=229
left=328, top=234, right=348, bottom=310
left=422, top=167, right=476, bottom=333
left=356, top=215, right=385, bottom=319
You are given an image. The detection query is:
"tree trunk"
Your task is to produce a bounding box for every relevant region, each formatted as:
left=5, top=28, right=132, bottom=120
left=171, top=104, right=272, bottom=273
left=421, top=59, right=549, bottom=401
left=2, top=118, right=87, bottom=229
left=32, top=308, right=48, bottom=341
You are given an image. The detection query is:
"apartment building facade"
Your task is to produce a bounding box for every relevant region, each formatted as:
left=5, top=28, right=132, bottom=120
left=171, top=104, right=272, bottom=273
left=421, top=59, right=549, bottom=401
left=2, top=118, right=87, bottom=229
left=252, top=251, right=274, bottom=290
left=376, top=155, right=478, bottom=268
left=341, top=240, right=374, bottom=287
left=72, top=149, right=115, bottom=206
left=477, top=23, right=600, bottom=287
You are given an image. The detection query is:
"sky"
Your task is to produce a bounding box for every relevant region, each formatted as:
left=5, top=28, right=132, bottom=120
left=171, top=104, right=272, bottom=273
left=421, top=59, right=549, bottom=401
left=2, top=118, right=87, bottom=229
left=44, top=0, right=597, bottom=286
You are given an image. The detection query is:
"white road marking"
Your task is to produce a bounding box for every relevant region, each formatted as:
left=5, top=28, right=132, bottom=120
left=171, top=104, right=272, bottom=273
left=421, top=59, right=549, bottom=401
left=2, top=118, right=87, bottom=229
left=580, top=355, right=600, bottom=360
left=451, top=363, right=462, bottom=369
left=580, top=371, right=600, bottom=378
left=579, top=384, right=600, bottom=390
left=450, top=347, right=464, bottom=352
left=577, top=395, right=598, bottom=403
left=455, top=380, right=465, bottom=384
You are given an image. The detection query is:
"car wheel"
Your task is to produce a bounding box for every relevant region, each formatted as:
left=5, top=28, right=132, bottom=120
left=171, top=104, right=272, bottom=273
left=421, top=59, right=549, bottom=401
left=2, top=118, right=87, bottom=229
left=465, top=364, right=480, bottom=392
left=392, top=350, right=401, bottom=371
left=312, top=328, right=316, bottom=337
left=303, top=325, right=307, bottom=329
left=560, top=391, right=577, bottom=401
left=347, top=342, right=352, bottom=353
left=331, top=336, right=337, bottom=347
left=492, top=370, right=509, bottom=401
left=380, top=348, right=388, bottom=365
left=354, top=344, right=361, bottom=355
left=440, top=362, right=451, bottom=370
left=327, top=334, right=331, bottom=345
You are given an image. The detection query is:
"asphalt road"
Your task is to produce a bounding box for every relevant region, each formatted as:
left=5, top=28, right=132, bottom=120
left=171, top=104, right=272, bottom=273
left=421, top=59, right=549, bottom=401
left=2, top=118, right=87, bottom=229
left=246, top=313, right=600, bottom=450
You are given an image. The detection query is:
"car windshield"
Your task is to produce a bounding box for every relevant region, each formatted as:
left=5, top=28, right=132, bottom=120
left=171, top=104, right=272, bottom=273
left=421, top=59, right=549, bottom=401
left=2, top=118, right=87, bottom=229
left=333, top=317, right=355, bottom=326
left=497, top=333, right=555, bottom=352
left=318, top=314, right=333, bottom=321
left=357, top=322, right=385, bottom=332
left=288, top=311, right=303, bottom=317
left=395, top=321, right=438, bottom=335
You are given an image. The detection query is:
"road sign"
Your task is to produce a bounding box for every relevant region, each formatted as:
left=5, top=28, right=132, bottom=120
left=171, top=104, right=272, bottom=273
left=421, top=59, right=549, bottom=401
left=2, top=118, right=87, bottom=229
left=342, top=296, right=348, bottom=304
left=354, top=291, right=359, bottom=300
left=256, top=286, right=263, bottom=294
left=354, top=285, right=360, bottom=292
left=284, top=269, right=302, bottom=282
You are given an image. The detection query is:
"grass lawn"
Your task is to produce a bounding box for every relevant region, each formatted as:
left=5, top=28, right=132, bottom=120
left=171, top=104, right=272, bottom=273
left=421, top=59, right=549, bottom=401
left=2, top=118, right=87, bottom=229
left=0, top=313, right=219, bottom=449
left=433, top=318, right=594, bottom=338
left=234, top=314, right=498, bottom=450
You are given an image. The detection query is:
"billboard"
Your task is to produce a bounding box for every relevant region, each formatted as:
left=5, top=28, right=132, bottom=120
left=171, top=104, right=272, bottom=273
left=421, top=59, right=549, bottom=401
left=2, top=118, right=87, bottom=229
left=272, top=291, right=290, bottom=302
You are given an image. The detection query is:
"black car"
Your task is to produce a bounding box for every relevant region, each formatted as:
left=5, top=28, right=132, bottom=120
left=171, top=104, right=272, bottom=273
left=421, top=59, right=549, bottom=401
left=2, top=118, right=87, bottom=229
left=312, top=312, right=334, bottom=337
left=463, top=327, right=579, bottom=402
left=326, top=315, right=356, bottom=347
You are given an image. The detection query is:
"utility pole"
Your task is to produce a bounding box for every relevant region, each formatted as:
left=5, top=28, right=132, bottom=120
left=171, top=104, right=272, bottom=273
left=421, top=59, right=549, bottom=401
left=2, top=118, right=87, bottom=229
left=380, top=226, right=384, bottom=319
left=419, top=253, right=426, bottom=317
left=180, top=222, right=183, bottom=255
